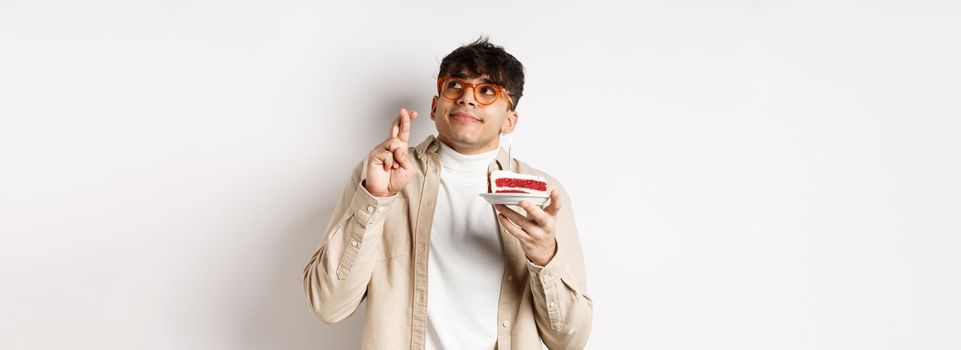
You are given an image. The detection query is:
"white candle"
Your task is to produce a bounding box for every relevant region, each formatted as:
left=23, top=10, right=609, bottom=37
left=507, top=133, right=513, bottom=173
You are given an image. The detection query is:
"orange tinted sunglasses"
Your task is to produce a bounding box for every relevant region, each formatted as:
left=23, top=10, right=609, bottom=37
left=437, top=77, right=515, bottom=110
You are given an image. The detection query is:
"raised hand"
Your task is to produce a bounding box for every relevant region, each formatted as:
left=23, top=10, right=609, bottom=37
left=365, top=108, right=418, bottom=197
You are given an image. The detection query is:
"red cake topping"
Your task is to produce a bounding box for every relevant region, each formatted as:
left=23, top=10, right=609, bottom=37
left=495, top=178, right=547, bottom=191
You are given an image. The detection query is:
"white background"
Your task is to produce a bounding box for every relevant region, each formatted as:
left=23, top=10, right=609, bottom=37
left=2, top=1, right=959, bottom=349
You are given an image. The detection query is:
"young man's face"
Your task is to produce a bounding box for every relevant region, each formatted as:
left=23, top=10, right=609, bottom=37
left=431, top=74, right=518, bottom=155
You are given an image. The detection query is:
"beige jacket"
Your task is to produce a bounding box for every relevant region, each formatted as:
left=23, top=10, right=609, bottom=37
left=303, top=135, right=593, bottom=349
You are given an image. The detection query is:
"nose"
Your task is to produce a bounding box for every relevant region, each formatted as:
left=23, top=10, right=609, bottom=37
left=456, top=87, right=478, bottom=107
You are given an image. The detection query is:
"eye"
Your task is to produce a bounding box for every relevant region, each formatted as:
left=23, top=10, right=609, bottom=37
left=478, top=85, right=497, bottom=95
left=445, top=80, right=463, bottom=89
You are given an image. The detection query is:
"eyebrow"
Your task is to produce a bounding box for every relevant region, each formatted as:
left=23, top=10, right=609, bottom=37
left=451, top=72, right=493, bottom=84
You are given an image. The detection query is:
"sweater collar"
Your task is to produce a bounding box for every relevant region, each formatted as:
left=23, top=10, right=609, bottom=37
left=416, top=135, right=511, bottom=172
left=437, top=140, right=499, bottom=172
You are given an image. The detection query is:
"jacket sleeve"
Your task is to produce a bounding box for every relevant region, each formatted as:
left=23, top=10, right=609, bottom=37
left=527, top=183, right=593, bottom=349
left=303, top=160, right=398, bottom=324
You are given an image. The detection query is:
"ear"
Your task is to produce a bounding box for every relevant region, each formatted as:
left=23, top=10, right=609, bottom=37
left=430, top=96, right=438, bottom=120
left=501, top=110, right=518, bottom=133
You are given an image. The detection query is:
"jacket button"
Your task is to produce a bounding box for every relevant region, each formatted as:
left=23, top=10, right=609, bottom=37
left=502, top=321, right=509, bottom=328
left=507, top=274, right=513, bottom=281
left=350, top=240, right=358, bottom=247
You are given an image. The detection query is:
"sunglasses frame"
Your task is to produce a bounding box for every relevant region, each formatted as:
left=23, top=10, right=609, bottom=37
left=436, top=77, right=515, bottom=110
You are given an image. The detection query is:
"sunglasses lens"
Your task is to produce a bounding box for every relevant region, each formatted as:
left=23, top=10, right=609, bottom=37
left=475, top=84, right=498, bottom=104
left=441, top=80, right=464, bottom=99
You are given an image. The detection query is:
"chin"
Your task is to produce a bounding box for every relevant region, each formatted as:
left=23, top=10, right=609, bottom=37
left=448, top=135, right=477, bottom=145
left=439, top=132, right=478, bottom=146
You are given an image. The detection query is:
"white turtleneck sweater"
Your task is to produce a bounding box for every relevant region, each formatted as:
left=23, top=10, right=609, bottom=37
left=426, top=141, right=505, bottom=350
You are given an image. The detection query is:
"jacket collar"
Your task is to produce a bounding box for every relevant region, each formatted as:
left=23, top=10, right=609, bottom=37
left=414, top=134, right=439, bottom=158
left=415, top=135, right=511, bottom=172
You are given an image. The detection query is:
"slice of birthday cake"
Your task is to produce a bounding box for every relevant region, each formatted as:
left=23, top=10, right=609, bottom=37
left=488, top=170, right=549, bottom=196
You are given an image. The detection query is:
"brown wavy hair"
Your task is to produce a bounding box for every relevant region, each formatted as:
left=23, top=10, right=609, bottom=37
left=437, top=36, right=525, bottom=111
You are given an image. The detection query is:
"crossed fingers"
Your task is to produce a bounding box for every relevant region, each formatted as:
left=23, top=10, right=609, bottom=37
left=378, top=108, right=417, bottom=171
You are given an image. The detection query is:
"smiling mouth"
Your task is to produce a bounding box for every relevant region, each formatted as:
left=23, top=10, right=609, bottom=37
left=451, top=113, right=479, bottom=123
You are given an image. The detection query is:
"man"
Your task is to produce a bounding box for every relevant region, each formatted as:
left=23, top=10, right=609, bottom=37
left=303, top=38, right=592, bottom=350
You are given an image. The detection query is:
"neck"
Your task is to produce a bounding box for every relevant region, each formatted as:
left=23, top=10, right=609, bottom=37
left=437, top=135, right=499, bottom=155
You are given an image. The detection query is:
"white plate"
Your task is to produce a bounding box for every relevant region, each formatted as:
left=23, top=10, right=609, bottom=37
left=479, top=193, right=550, bottom=206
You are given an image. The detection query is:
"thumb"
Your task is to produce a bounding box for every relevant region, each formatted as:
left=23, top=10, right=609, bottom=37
left=383, top=153, right=394, bottom=171
left=395, top=147, right=409, bottom=170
